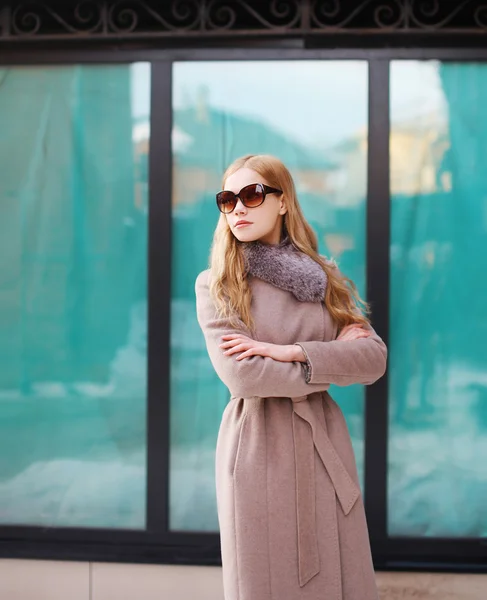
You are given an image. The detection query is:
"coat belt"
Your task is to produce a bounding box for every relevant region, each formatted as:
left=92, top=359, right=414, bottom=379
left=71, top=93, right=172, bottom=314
left=291, top=396, right=361, bottom=588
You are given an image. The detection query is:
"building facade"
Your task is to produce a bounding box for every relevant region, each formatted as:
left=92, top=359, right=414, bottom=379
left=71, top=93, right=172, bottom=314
left=0, top=2, right=487, bottom=595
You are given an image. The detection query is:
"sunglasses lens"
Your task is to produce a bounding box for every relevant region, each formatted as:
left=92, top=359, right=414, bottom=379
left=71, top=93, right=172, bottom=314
left=240, top=184, right=264, bottom=207
left=217, top=191, right=237, bottom=213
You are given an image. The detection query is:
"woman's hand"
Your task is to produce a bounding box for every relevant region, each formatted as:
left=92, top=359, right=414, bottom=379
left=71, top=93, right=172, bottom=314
left=220, top=324, right=372, bottom=364
left=336, top=324, right=372, bottom=342
left=220, top=334, right=298, bottom=362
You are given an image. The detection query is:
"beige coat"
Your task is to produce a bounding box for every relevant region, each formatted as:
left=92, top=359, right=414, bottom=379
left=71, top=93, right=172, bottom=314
left=195, top=269, right=387, bottom=600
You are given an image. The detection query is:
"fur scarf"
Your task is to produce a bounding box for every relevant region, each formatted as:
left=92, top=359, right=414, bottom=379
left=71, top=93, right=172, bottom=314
left=242, top=235, right=327, bottom=303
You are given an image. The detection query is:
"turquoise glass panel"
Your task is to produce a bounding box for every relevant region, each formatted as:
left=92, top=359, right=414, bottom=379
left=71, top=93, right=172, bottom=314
left=0, top=63, right=150, bottom=528
left=389, top=61, right=487, bottom=537
left=170, top=61, right=368, bottom=531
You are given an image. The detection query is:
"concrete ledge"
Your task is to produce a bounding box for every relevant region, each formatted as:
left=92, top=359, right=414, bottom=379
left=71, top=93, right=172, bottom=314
left=1, top=560, right=486, bottom=600
left=0, top=559, right=89, bottom=600
left=376, top=571, right=487, bottom=600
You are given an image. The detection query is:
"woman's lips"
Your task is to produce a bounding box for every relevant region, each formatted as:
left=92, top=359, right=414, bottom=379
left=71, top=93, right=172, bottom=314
left=235, top=222, right=252, bottom=228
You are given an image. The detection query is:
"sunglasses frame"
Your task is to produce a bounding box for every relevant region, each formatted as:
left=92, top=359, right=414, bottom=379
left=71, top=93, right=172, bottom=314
left=216, top=183, right=282, bottom=214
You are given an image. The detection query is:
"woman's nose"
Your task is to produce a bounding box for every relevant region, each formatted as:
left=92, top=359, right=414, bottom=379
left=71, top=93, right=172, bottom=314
left=234, top=198, right=247, bottom=214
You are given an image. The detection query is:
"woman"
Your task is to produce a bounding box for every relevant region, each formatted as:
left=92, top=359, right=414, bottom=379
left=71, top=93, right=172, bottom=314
left=195, top=154, right=387, bottom=600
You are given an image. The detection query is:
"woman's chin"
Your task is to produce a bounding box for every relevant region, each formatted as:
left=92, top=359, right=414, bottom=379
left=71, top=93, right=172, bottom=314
left=233, top=228, right=259, bottom=242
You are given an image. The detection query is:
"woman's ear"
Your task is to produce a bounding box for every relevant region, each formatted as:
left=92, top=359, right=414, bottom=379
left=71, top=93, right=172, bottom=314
left=279, top=197, right=287, bottom=215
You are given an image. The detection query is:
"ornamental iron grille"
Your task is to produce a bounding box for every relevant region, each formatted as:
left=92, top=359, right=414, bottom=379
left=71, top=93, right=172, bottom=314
left=0, top=0, right=486, bottom=44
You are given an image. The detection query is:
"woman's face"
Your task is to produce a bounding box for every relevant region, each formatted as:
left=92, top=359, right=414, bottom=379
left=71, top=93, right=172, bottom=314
left=223, top=168, right=287, bottom=245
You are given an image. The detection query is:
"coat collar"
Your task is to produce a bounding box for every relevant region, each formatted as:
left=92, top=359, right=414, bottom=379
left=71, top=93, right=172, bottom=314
left=242, top=235, right=327, bottom=303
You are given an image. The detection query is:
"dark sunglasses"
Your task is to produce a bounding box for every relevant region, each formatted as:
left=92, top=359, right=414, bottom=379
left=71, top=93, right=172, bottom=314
left=216, top=183, right=282, bottom=214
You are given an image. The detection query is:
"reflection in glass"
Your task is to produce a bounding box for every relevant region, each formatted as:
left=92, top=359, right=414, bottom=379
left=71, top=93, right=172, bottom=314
left=0, top=63, right=150, bottom=528
left=389, top=61, right=487, bottom=537
left=170, top=61, right=368, bottom=531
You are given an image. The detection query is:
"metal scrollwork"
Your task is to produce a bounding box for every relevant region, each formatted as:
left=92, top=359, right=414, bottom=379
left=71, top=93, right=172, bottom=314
left=474, top=3, right=487, bottom=28
left=2, top=1, right=487, bottom=43
left=206, top=0, right=238, bottom=30
left=205, top=0, right=301, bottom=31
left=11, top=5, right=42, bottom=36
left=374, top=0, right=405, bottom=28
left=311, top=0, right=405, bottom=29
left=12, top=1, right=103, bottom=36
left=409, top=0, right=487, bottom=29
left=107, top=0, right=200, bottom=34
left=107, top=1, right=139, bottom=33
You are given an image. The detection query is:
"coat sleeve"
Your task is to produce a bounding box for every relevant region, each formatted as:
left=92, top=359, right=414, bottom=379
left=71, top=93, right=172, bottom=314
left=293, top=262, right=388, bottom=387
left=294, top=324, right=387, bottom=387
left=195, top=270, right=332, bottom=399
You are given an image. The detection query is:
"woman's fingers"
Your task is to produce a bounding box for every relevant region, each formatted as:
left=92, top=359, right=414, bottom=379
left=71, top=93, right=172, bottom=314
left=337, top=324, right=361, bottom=335
left=351, top=332, right=370, bottom=340
left=338, top=330, right=372, bottom=342
left=220, top=334, right=254, bottom=351
left=221, top=334, right=250, bottom=342
left=220, top=337, right=263, bottom=357
left=344, top=330, right=369, bottom=339
left=337, top=324, right=373, bottom=342
left=220, top=335, right=252, bottom=349
left=220, top=338, right=243, bottom=349
left=223, top=343, right=250, bottom=355
left=236, top=348, right=258, bottom=361
left=337, top=325, right=360, bottom=341
left=220, top=334, right=268, bottom=359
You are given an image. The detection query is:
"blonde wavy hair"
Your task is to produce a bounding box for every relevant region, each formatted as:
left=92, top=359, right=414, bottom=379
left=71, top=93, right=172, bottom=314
left=209, top=154, right=370, bottom=333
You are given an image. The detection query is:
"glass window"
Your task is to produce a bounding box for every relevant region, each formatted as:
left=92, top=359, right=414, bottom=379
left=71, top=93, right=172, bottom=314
left=389, top=61, right=487, bottom=537
left=170, top=60, right=368, bottom=531
left=0, top=63, right=150, bottom=528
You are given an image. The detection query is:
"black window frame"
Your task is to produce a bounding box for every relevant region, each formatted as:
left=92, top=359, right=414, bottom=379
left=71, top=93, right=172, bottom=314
left=1, top=43, right=487, bottom=572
